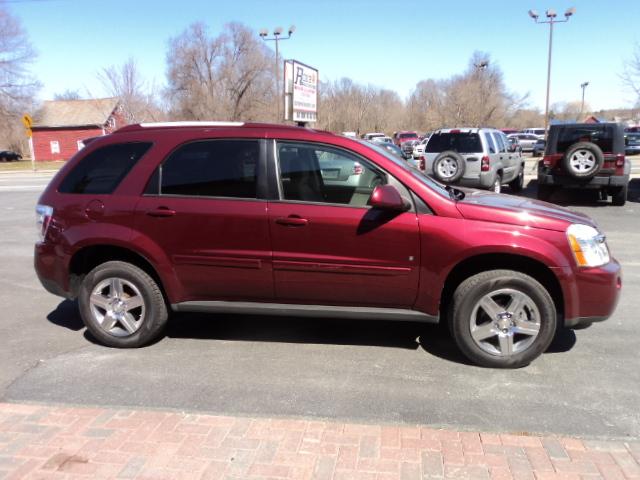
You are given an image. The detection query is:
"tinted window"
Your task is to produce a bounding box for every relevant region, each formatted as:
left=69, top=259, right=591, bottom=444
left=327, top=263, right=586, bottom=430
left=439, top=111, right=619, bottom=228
left=484, top=133, right=497, bottom=153
left=59, top=142, right=151, bottom=194
left=557, top=126, right=613, bottom=153
left=426, top=132, right=482, bottom=153
left=160, top=140, right=258, bottom=198
left=277, top=142, right=385, bottom=207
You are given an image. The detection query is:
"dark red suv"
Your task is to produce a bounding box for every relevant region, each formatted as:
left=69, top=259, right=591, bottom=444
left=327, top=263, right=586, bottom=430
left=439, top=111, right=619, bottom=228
left=35, top=122, right=622, bottom=368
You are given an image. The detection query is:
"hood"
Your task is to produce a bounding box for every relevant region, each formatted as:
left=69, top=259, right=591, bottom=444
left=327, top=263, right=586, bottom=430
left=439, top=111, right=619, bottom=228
left=455, top=189, right=596, bottom=232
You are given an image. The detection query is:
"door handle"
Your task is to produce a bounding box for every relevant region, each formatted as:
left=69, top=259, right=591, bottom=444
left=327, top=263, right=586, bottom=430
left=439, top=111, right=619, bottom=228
left=146, top=207, right=176, bottom=217
left=275, top=216, right=308, bottom=227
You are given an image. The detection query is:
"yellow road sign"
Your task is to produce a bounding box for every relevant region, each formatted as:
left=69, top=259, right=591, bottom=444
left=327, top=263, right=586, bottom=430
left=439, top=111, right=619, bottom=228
left=22, top=114, right=33, bottom=129
left=25, top=128, right=32, bottom=138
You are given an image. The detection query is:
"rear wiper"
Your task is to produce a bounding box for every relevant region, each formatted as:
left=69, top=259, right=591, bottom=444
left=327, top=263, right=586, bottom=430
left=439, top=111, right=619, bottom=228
left=445, top=185, right=465, bottom=201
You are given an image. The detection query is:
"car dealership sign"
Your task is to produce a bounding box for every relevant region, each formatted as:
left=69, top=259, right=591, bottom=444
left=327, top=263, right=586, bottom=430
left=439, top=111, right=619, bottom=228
left=284, top=60, right=318, bottom=123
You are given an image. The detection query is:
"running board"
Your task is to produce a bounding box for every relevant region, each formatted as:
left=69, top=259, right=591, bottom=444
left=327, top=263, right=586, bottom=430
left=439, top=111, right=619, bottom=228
left=172, top=301, right=439, bottom=323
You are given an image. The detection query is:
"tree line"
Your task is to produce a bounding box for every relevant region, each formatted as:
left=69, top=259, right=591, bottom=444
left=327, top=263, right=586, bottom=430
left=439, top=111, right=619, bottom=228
left=2, top=8, right=640, bottom=154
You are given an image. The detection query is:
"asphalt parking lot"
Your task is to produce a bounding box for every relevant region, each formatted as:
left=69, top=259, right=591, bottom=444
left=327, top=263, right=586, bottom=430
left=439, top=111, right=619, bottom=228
left=1, top=168, right=639, bottom=442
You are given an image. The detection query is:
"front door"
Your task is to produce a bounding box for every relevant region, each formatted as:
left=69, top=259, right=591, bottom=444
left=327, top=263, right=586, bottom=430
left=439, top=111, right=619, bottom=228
left=268, top=141, right=420, bottom=308
left=134, top=139, right=273, bottom=302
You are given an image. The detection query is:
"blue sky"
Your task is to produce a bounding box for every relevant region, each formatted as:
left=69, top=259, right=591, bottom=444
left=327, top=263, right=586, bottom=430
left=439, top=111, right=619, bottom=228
left=9, top=0, right=640, bottom=112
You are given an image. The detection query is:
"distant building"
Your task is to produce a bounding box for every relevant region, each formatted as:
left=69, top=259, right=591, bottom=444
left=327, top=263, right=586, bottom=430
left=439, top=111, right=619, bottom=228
left=32, top=98, right=125, bottom=161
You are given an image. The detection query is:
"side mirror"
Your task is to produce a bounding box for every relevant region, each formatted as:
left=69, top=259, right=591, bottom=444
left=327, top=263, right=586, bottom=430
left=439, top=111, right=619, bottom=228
left=369, top=185, right=411, bottom=212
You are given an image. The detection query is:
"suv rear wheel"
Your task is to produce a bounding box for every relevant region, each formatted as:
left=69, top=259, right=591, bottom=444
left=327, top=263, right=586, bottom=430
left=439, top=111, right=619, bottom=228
left=611, top=184, right=628, bottom=206
left=563, top=142, right=604, bottom=179
left=509, top=166, right=524, bottom=192
left=448, top=270, right=557, bottom=368
left=78, top=261, right=168, bottom=348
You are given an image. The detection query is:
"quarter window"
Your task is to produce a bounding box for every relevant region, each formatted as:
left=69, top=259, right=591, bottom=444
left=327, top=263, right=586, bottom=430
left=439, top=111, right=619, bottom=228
left=58, top=142, right=151, bottom=194
left=277, top=142, right=385, bottom=207
left=160, top=140, right=258, bottom=198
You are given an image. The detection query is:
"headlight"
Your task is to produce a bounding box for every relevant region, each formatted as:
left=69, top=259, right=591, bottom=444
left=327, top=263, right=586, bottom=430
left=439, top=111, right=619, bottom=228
left=567, top=224, right=610, bottom=268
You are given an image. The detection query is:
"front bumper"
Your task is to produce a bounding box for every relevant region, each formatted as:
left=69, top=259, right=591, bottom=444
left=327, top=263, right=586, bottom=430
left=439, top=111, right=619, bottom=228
left=538, top=169, right=629, bottom=189
left=553, top=259, right=622, bottom=328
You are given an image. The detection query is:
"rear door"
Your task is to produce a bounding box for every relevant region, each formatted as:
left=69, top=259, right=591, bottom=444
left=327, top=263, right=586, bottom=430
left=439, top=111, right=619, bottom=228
left=134, top=139, right=274, bottom=302
left=267, top=140, right=420, bottom=308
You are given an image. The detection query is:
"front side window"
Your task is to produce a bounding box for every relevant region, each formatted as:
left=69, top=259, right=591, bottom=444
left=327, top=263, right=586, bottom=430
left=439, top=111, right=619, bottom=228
left=277, top=142, right=385, bottom=207
left=160, top=140, right=258, bottom=198
left=59, top=142, right=151, bottom=194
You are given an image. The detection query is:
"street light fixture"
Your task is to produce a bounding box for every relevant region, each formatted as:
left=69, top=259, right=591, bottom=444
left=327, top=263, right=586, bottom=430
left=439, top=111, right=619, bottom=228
left=580, top=81, right=589, bottom=118
left=259, top=25, right=296, bottom=122
left=529, top=6, right=576, bottom=136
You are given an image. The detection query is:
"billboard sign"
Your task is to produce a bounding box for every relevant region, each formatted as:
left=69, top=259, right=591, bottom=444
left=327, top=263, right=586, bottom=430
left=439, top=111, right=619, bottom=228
left=284, top=60, right=318, bottom=123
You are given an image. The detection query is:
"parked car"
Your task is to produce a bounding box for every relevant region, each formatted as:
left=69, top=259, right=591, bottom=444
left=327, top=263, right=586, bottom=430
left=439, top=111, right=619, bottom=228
left=393, top=131, right=419, bottom=147
left=537, top=123, right=630, bottom=205
left=370, top=136, right=393, bottom=144
left=500, top=128, right=520, bottom=136
left=401, top=139, right=419, bottom=159
left=34, top=121, right=621, bottom=368
left=413, top=137, right=429, bottom=158
left=422, top=128, right=525, bottom=193
left=375, top=142, right=405, bottom=159
left=624, top=130, right=640, bottom=155
left=362, top=132, right=386, bottom=141
left=0, top=150, right=23, bottom=162
left=506, top=136, right=522, bottom=153
left=523, top=128, right=546, bottom=140
left=508, top=133, right=538, bottom=152
left=532, top=139, right=546, bottom=157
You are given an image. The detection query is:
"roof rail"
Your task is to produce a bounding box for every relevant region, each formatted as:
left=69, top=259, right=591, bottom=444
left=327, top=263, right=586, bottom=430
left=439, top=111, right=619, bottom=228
left=115, top=121, right=245, bottom=133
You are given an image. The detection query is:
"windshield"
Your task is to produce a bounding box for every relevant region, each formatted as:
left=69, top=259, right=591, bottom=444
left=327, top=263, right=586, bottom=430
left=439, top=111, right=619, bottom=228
left=399, top=133, right=417, bottom=139
left=426, top=132, right=482, bottom=153
left=359, top=141, right=450, bottom=198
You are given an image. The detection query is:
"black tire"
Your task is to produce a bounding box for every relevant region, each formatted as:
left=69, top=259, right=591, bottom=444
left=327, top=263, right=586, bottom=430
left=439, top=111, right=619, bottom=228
left=611, top=184, right=628, bottom=206
left=562, top=142, right=604, bottom=180
left=448, top=270, right=557, bottom=368
left=509, top=166, right=524, bottom=193
left=536, top=184, right=554, bottom=201
left=432, top=150, right=465, bottom=183
left=78, top=261, right=168, bottom=348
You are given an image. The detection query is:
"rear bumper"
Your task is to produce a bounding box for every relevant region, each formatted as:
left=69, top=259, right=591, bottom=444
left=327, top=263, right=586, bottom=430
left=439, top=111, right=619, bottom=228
left=34, top=242, right=73, bottom=299
left=538, top=169, right=629, bottom=188
left=553, top=259, right=622, bottom=328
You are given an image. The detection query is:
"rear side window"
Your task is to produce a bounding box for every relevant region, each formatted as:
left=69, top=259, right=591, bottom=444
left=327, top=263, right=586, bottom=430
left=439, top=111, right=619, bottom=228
left=558, top=126, right=613, bottom=153
left=59, top=142, right=151, bottom=194
left=484, top=133, right=497, bottom=153
left=159, top=140, right=258, bottom=198
left=426, top=132, right=482, bottom=153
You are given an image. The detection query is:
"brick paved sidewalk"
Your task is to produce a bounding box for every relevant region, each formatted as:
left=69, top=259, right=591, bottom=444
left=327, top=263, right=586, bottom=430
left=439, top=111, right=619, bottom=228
left=0, top=403, right=638, bottom=480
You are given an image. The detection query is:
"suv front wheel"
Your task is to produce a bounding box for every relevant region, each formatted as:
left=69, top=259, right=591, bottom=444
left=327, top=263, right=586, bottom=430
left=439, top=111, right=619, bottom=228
left=449, top=270, right=557, bottom=368
left=78, top=261, right=168, bottom=348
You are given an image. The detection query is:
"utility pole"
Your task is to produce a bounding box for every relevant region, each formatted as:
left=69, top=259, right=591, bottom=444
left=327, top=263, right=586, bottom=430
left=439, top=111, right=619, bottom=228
left=580, top=81, right=589, bottom=119
left=259, top=26, right=295, bottom=122
left=528, top=7, right=576, bottom=136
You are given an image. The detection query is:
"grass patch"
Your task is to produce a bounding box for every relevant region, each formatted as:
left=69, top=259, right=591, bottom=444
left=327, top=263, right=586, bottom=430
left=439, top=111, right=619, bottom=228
left=0, top=160, right=65, bottom=172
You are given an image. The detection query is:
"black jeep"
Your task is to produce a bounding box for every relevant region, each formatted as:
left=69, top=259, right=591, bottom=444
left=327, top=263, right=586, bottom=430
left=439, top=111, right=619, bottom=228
left=537, top=123, right=630, bottom=206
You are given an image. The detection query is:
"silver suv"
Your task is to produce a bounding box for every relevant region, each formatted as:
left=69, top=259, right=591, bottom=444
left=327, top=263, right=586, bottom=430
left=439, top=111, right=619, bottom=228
left=422, top=128, right=524, bottom=193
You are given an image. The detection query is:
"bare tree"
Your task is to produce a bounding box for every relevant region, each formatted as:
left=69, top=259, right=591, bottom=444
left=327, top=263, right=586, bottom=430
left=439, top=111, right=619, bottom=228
left=0, top=6, right=39, bottom=152
left=621, top=43, right=640, bottom=107
left=98, top=57, right=162, bottom=123
left=166, top=22, right=275, bottom=121
left=54, top=89, right=82, bottom=101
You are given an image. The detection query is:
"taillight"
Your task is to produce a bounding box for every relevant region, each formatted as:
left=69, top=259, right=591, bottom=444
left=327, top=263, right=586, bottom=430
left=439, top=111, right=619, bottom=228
left=352, top=162, right=363, bottom=175
left=419, top=156, right=425, bottom=170
left=481, top=155, right=490, bottom=172
left=615, top=154, right=625, bottom=167
left=36, top=204, right=53, bottom=243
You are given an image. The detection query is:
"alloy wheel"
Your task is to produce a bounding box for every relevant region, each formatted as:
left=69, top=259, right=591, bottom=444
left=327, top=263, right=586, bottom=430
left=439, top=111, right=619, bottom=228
left=469, top=288, right=541, bottom=357
left=569, top=149, right=596, bottom=173
left=89, top=277, right=146, bottom=337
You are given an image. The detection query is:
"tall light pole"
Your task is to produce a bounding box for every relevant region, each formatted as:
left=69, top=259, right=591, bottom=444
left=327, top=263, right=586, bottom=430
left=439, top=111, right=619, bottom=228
left=528, top=7, right=575, bottom=136
left=580, top=81, right=589, bottom=119
left=259, top=25, right=295, bottom=122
